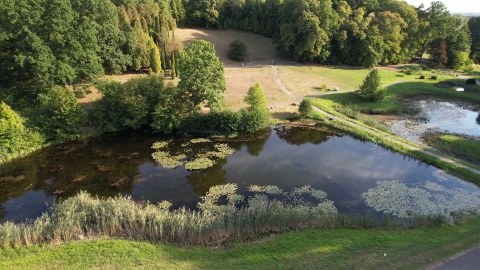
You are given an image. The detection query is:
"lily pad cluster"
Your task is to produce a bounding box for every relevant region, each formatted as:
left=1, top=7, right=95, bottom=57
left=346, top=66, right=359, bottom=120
left=198, top=183, right=337, bottom=217
left=152, top=138, right=236, bottom=170
left=363, top=179, right=480, bottom=222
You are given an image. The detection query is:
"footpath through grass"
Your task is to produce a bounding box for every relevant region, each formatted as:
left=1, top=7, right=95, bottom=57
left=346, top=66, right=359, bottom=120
left=1, top=217, right=480, bottom=270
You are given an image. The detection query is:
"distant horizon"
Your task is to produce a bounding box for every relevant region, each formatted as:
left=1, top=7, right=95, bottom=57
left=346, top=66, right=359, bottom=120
left=403, top=0, right=480, bottom=14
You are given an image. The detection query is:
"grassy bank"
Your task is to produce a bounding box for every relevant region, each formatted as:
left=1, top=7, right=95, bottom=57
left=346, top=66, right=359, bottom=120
left=1, top=217, right=480, bottom=269
left=321, top=79, right=480, bottom=114
left=307, top=101, right=480, bottom=185
left=426, top=135, right=480, bottom=165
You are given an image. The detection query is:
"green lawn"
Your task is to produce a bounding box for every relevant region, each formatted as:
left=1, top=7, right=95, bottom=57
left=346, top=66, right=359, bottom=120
left=279, top=65, right=413, bottom=97
left=427, top=135, right=480, bottom=165
left=320, top=78, right=480, bottom=114
left=2, top=217, right=480, bottom=269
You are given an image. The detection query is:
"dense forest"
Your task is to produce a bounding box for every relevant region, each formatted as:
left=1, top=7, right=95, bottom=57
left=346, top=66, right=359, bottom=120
left=1, top=0, right=480, bottom=160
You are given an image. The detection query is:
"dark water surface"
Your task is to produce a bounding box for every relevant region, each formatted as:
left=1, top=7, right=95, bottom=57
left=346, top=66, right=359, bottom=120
left=1, top=125, right=479, bottom=223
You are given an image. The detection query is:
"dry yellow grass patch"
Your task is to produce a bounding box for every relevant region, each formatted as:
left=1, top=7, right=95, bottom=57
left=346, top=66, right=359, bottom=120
left=174, top=28, right=288, bottom=67
left=224, top=67, right=291, bottom=110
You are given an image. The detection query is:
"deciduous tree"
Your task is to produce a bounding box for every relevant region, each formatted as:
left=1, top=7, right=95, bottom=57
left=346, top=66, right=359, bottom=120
left=178, top=40, right=226, bottom=110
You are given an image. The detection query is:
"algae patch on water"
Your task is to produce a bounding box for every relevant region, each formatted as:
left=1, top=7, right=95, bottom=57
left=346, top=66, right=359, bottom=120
left=151, top=138, right=236, bottom=170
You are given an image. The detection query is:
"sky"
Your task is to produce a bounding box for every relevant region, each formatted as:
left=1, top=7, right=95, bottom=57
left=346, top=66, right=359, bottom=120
left=403, top=0, right=480, bottom=14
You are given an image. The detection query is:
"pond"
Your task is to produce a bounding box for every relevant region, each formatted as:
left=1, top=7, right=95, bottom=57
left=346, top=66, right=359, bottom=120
left=386, top=99, right=480, bottom=144
left=1, top=125, right=479, bottom=224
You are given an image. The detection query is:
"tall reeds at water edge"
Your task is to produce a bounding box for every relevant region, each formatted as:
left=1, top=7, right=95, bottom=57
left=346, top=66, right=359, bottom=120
left=0, top=184, right=446, bottom=248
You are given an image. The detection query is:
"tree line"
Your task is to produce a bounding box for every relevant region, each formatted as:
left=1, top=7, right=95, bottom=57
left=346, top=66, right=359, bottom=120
left=1, top=0, right=480, bottom=160
left=184, top=0, right=479, bottom=68
left=1, top=0, right=479, bottom=101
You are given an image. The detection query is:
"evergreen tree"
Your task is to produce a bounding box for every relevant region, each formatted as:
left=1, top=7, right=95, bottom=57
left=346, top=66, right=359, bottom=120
left=148, top=35, right=162, bottom=73
left=356, top=69, right=385, bottom=101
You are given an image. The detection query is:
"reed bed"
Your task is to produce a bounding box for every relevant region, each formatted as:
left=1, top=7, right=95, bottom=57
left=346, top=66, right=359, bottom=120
left=0, top=184, right=449, bottom=249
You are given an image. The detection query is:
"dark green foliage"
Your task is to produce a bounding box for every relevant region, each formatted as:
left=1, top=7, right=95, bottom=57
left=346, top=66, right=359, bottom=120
left=180, top=110, right=241, bottom=134
left=94, top=75, right=167, bottom=132
left=31, top=87, right=87, bottom=141
left=356, top=69, right=386, bottom=101
left=469, top=17, right=480, bottom=63
left=277, top=0, right=339, bottom=62
left=240, top=82, right=272, bottom=133
left=466, top=79, right=477, bottom=85
left=429, top=39, right=448, bottom=68
left=151, top=84, right=188, bottom=134
left=299, top=99, right=314, bottom=117
left=228, top=40, right=248, bottom=61
left=239, top=108, right=271, bottom=133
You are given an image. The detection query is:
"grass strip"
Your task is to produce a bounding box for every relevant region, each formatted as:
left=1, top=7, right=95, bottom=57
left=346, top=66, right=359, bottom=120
left=309, top=114, right=480, bottom=185
left=1, top=217, right=480, bottom=270
left=427, top=135, right=480, bottom=165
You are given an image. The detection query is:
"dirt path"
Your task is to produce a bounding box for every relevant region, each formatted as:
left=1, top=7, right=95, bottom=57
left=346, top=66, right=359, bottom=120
left=272, top=66, right=296, bottom=99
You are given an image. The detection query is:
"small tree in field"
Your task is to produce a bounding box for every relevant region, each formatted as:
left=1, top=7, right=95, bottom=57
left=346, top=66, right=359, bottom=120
left=228, top=40, right=247, bottom=61
left=356, top=69, right=386, bottom=102
left=244, top=83, right=267, bottom=109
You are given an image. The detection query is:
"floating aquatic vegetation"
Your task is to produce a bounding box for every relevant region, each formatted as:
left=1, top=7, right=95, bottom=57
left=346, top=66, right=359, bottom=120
left=151, top=138, right=236, bottom=170
left=151, top=151, right=185, bottom=169
left=363, top=180, right=480, bottom=222
left=248, top=185, right=283, bottom=195
left=198, top=184, right=337, bottom=216
left=152, top=141, right=170, bottom=150
left=185, top=157, right=215, bottom=170
left=190, top=138, right=211, bottom=144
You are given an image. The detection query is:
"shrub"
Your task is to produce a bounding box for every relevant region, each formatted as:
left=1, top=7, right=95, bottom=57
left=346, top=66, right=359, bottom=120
left=356, top=69, right=386, bottom=102
left=180, top=110, right=242, bottom=135
left=240, top=108, right=271, bottom=133
left=94, top=80, right=148, bottom=132
left=431, top=75, right=438, bottom=80
left=228, top=40, right=248, bottom=62
left=420, top=75, right=425, bottom=79
left=401, top=65, right=421, bottom=75
left=31, top=86, right=87, bottom=141
left=151, top=85, right=189, bottom=134
left=299, top=99, right=314, bottom=117
left=466, top=78, right=477, bottom=85
left=320, top=84, right=328, bottom=91
left=94, top=75, right=170, bottom=133
left=0, top=102, right=44, bottom=161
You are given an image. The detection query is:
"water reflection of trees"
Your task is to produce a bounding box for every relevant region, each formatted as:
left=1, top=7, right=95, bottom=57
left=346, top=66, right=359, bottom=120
left=245, top=129, right=270, bottom=157
left=476, top=113, right=480, bottom=125
left=275, top=126, right=338, bottom=145
left=186, top=158, right=228, bottom=195
left=185, top=130, right=271, bottom=194
left=0, top=134, right=160, bottom=211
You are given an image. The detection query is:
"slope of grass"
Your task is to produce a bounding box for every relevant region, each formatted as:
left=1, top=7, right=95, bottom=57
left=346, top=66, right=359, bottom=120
left=427, top=135, right=480, bottom=165
left=2, top=217, right=480, bottom=270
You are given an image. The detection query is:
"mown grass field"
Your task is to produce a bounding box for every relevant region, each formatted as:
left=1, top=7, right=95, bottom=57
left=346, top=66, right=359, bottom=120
left=319, top=78, right=480, bottom=114
left=2, top=217, right=480, bottom=270
left=224, top=66, right=290, bottom=110
left=278, top=65, right=412, bottom=96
